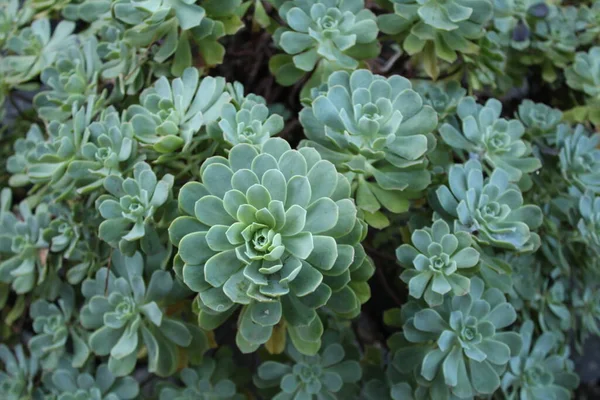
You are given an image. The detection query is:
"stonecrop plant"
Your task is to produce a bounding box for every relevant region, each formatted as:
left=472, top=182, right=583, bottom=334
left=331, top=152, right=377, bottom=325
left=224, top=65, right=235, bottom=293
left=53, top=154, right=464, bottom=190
left=1, top=0, right=599, bottom=399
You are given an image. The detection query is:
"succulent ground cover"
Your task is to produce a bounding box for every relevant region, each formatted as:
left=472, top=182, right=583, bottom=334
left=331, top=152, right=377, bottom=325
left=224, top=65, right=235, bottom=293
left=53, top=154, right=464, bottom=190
left=1, top=0, right=600, bottom=399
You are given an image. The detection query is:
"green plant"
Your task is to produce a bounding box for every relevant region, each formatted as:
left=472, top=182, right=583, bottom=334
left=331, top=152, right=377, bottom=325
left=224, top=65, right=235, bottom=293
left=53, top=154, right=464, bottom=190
left=2, top=0, right=600, bottom=398
left=0, top=344, right=41, bottom=399
left=439, top=97, right=541, bottom=184
left=390, top=277, right=522, bottom=398
left=44, top=362, right=140, bottom=400
left=299, top=69, right=437, bottom=227
left=159, top=347, right=245, bottom=400
left=0, top=189, right=51, bottom=294
left=501, top=320, right=579, bottom=400
left=396, top=219, right=479, bottom=306
left=516, top=99, right=563, bottom=139
left=254, top=338, right=362, bottom=399
left=33, top=36, right=105, bottom=122
left=434, top=160, right=542, bottom=252
left=169, top=138, right=373, bottom=354
left=270, top=0, right=379, bottom=89
left=0, top=19, right=75, bottom=85
left=96, top=161, right=174, bottom=257
left=28, top=284, right=89, bottom=370
left=378, top=0, right=494, bottom=78
left=127, top=67, right=231, bottom=154
left=80, top=251, right=198, bottom=377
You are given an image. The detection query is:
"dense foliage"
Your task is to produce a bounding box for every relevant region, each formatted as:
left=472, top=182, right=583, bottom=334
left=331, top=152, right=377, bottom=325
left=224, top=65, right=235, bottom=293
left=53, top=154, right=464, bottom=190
left=1, top=0, right=599, bottom=398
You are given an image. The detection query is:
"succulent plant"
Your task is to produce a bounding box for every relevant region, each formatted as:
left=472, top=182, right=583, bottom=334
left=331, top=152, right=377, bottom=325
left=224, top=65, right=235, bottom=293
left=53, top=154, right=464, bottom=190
left=299, top=69, right=437, bottom=227
left=0, top=344, right=41, bottom=399
left=503, top=253, right=541, bottom=312
left=6, top=124, right=45, bottom=188
left=566, top=46, right=600, bottom=99
left=0, top=0, right=31, bottom=44
left=26, top=101, right=99, bottom=197
left=95, top=23, right=149, bottom=97
left=516, top=99, right=563, bottom=138
left=435, top=160, right=542, bottom=252
left=80, top=251, right=193, bottom=377
left=557, top=124, right=600, bottom=194
left=270, top=0, right=379, bottom=87
left=159, top=347, right=245, bottom=400
left=61, top=1, right=111, bottom=22
left=207, top=100, right=285, bottom=148
left=577, top=191, right=600, bottom=255
left=96, top=161, right=174, bottom=257
left=525, top=5, right=583, bottom=82
left=0, top=189, right=51, bottom=294
left=169, top=138, right=373, bottom=354
left=392, top=277, right=522, bottom=398
left=113, top=0, right=242, bottom=73
left=439, top=97, right=541, bottom=183
left=44, top=362, right=140, bottom=400
left=396, top=219, right=479, bottom=306
left=33, top=36, right=105, bottom=122
left=127, top=67, right=231, bottom=154
left=501, top=320, right=579, bottom=400
left=463, top=31, right=508, bottom=92
left=254, top=339, right=362, bottom=399
left=573, top=287, right=600, bottom=346
left=0, top=18, right=75, bottom=86
left=378, top=0, right=494, bottom=77
left=28, top=284, right=90, bottom=370
left=413, top=80, right=466, bottom=124
left=535, top=280, right=571, bottom=335
left=78, top=106, right=141, bottom=194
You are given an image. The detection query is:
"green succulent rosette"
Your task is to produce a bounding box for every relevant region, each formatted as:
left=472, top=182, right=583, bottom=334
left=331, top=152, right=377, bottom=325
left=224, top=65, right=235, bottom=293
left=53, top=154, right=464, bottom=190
left=535, top=280, right=571, bottom=336
left=207, top=99, right=285, bottom=148
left=158, top=347, right=246, bottom=400
left=413, top=80, right=466, bottom=125
left=61, top=0, right=111, bottom=22
left=0, top=0, right=32, bottom=49
left=577, top=191, right=600, bottom=255
left=78, top=106, right=141, bottom=193
left=80, top=250, right=195, bottom=377
left=26, top=101, right=102, bottom=197
left=33, top=36, right=105, bottom=122
left=573, top=287, right=600, bottom=347
left=270, top=0, right=379, bottom=88
left=396, top=219, right=479, bottom=307
left=378, top=0, right=493, bottom=78
left=113, top=0, right=243, bottom=73
left=557, top=124, right=600, bottom=193
left=169, top=138, right=373, bottom=355
left=439, top=97, right=541, bottom=185
left=501, top=320, right=579, bottom=400
left=516, top=99, right=563, bottom=139
left=28, top=284, right=90, bottom=370
left=389, top=277, right=522, bottom=398
left=96, top=161, right=174, bottom=257
left=0, top=344, right=41, bottom=400
left=6, top=123, right=44, bottom=187
left=435, top=159, right=542, bottom=252
left=299, top=69, right=437, bottom=228
left=565, top=46, right=600, bottom=125
left=127, top=67, right=231, bottom=155
left=43, top=362, right=140, bottom=400
left=0, top=18, right=75, bottom=86
left=524, top=5, right=583, bottom=83
left=503, top=253, right=541, bottom=312
left=0, top=189, right=51, bottom=294
left=254, top=338, right=362, bottom=399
